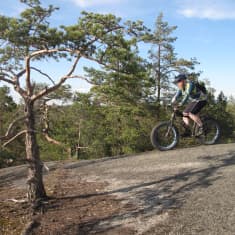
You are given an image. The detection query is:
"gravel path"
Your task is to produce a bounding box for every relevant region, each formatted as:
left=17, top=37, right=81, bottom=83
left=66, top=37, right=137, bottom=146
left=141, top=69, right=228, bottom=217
left=1, top=143, right=235, bottom=234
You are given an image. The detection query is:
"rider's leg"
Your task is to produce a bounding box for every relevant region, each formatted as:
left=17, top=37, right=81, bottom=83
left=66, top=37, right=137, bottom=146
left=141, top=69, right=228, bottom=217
left=181, top=114, right=191, bottom=137
left=188, top=113, right=203, bottom=127
left=183, top=116, right=190, bottom=126
left=182, top=101, right=200, bottom=137
left=189, top=100, right=208, bottom=136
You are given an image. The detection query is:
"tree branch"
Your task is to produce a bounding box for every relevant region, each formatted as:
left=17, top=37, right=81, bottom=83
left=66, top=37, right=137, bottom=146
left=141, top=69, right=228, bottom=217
left=76, top=120, right=88, bottom=150
left=12, top=69, right=28, bottom=98
left=31, top=56, right=81, bottom=101
left=65, top=75, right=98, bottom=85
left=29, top=48, right=79, bottom=59
left=27, top=26, right=128, bottom=101
left=161, top=69, right=181, bottom=76
left=30, top=49, right=62, bottom=58
left=40, top=101, right=71, bottom=157
left=2, top=130, right=27, bottom=147
left=43, top=133, right=64, bottom=146
left=0, top=76, right=16, bottom=85
left=0, top=69, right=16, bottom=79
left=25, top=56, right=32, bottom=95
left=16, top=69, right=26, bottom=79
left=0, top=116, right=25, bottom=141
left=31, top=67, right=55, bottom=85
left=80, top=53, right=132, bottom=75
left=83, top=26, right=123, bottom=49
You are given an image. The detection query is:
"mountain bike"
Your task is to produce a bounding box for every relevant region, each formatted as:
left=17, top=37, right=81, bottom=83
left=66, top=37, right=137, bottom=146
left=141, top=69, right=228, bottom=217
left=150, top=107, right=221, bottom=151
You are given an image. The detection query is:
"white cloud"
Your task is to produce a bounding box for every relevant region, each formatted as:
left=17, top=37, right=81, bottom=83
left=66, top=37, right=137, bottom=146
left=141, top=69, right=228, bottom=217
left=177, top=0, right=235, bottom=20
left=72, top=0, right=123, bottom=8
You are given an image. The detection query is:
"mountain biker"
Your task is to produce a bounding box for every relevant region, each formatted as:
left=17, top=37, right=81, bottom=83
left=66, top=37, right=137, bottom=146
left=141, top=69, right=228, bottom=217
left=171, top=74, right=208, bottom=137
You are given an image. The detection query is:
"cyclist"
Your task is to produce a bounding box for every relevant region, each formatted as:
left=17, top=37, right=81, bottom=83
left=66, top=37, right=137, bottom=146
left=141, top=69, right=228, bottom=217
left=171, top=74, right=208, bottom=137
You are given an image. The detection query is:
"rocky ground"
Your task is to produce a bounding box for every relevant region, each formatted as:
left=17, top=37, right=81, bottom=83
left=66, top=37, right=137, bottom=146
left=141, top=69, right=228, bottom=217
left=0, top=143, right=235, bottom=235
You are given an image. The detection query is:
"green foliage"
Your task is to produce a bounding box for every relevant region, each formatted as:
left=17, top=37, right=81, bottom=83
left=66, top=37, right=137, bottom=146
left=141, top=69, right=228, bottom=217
left=0, top=1, right=234, bottom=167
left=148, top=13, right=199, bottom=102
left=42, top=99, right=157, bottom=160
left=0, top=86, right=25, bottom=167
left=204, top=91, right=234, bottom=140
left=0, top=0, right=150, bottom=167
left=0, top=86, right=17, bottom=112
left=0, top=0, right=60, bottom=71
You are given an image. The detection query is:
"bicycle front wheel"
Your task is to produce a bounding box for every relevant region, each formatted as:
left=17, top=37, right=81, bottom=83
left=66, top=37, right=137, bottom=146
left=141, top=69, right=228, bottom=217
left=151, top=122, right=179, bottom=151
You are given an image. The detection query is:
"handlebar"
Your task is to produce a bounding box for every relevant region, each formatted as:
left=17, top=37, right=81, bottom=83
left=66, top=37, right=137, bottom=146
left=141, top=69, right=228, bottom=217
left=166, top=104, right=180, bottom=111
left=167, top=104, right=183, bottom=117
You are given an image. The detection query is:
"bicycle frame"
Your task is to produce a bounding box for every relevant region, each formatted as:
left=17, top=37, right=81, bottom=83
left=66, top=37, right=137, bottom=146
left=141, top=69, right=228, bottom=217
left=167, top=109, right=199, bottom=138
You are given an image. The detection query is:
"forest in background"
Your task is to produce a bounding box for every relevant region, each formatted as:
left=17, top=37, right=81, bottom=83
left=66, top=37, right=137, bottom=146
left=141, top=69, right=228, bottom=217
left=0, top=10, right=234, bottom=168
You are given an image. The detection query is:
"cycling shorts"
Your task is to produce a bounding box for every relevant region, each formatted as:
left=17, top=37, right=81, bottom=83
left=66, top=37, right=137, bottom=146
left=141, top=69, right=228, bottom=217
left=183, top=100, right=207, bottom=115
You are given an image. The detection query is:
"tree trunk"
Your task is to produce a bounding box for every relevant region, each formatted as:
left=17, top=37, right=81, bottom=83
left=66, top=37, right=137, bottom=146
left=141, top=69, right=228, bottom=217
left=157, top=44, right=161, bottom=102
left=0, top=116, right=2, bottom=149
left=157, top=74, right=161, bottom=102
left=25, top=101, right=47, bottom=202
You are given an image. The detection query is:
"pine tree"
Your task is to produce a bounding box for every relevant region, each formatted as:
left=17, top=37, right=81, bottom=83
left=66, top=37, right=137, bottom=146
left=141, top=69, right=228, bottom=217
left=0, top=0, right=148, bottom=203
left=148, top=13, right=198, bottom=102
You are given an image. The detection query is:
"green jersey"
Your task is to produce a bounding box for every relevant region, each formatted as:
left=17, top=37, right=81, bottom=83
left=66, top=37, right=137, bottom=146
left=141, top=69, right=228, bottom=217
left=172, top=81, right=207, bottom=106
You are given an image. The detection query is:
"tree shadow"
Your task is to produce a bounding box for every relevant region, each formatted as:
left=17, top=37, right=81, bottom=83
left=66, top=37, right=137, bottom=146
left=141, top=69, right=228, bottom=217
left=57, top=153, right=235, bottom=234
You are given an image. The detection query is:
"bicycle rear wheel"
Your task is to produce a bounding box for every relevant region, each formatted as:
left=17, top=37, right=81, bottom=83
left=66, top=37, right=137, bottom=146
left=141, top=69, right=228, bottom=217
left=151, top=122, right=179, bottom=151
left=199, top=117, right=220, bottom=145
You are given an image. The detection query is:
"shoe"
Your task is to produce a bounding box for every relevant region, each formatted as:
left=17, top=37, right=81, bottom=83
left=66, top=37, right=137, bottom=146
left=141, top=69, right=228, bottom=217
left=181, top=129, right=191, bottom=138
left=196, top=126, right=205, bottom=137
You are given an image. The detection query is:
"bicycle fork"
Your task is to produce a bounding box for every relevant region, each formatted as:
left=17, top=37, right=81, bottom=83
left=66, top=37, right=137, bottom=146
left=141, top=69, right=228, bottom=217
left=165, top=113, right=176, bottom=137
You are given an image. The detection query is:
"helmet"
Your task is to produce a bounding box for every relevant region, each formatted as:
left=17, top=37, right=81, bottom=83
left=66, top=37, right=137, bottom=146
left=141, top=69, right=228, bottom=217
left=173, top=74, right=187, bottom=84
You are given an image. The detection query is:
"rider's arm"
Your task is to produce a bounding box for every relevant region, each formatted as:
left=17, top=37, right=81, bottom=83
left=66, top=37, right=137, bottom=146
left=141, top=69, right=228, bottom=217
left=179, top=82, right=194, bottom=106
left=171, top=90, right=182, bottom=105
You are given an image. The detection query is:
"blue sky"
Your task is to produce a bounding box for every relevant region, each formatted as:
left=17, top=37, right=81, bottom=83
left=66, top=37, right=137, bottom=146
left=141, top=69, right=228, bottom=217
left=0, top=0, right=235, bottom=98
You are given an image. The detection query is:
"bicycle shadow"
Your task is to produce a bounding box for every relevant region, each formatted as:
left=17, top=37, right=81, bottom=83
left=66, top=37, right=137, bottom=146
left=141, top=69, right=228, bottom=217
left=57, top=152, right=235, bottom=234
